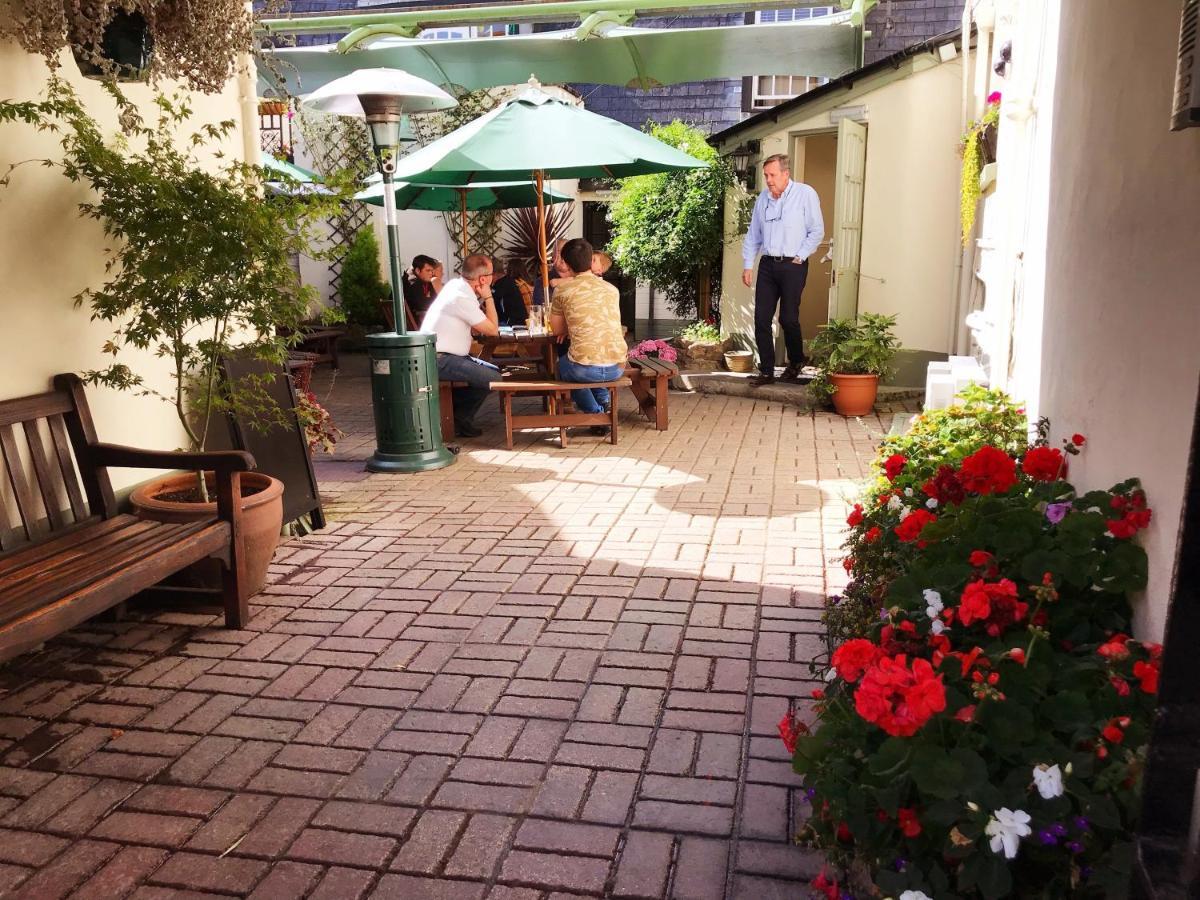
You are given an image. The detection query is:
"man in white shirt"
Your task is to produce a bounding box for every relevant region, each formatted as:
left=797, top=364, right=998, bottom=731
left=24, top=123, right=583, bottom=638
left=741, top=153, right=825, bottom=386
left=420, top=254, right=501, bottom=438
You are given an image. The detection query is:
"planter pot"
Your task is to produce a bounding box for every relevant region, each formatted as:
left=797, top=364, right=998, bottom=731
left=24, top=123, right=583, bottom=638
left=258, top=100, right=288, bottom=117
left=724, top=350, right=754, bottom=373
left=980, top=122, right=998, bottom=165
left=130, top=472, right=284, bottom=597
left=829, top=373, right=880, bottom=417
left=74, top=11, right=154, bottom=81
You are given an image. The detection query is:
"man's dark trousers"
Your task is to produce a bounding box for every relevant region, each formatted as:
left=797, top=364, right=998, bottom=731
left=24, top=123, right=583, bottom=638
left=754, top=256, right=809, bottom=376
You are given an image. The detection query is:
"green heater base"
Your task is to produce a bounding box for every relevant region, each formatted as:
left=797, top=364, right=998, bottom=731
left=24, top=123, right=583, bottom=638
left=365, top=331, right=457, bottom=474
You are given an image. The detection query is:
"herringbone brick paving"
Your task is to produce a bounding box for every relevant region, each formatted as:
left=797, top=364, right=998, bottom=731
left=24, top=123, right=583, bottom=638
left=0, top=359, right=914, bottom=899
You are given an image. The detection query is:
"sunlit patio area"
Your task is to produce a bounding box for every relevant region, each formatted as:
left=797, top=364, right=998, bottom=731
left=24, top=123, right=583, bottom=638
left=0, top=371, right=914, bottom=898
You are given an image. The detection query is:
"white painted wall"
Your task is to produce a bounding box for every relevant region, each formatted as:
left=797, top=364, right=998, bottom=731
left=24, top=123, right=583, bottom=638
left=717, top=51, right=963, bottom=356
left=1027, top=0, right=1200, bottom=641
left=0, top=44, right=251, bottom=489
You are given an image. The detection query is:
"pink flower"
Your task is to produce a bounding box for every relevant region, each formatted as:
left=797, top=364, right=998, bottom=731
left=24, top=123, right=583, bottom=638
left=988, top=91, right=1002, bottom=105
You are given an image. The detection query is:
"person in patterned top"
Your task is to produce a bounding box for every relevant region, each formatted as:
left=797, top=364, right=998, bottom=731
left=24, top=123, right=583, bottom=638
left=550, top=238, right=627, bottom=432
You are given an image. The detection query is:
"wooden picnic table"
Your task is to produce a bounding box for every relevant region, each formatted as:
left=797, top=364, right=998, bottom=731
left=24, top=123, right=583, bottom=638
left=477, top=332, right=558, bottom=378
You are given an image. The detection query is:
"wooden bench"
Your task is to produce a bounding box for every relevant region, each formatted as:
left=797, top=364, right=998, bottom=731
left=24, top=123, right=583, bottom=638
left=0, top=374, right=255, bottom=665
left=492, top=378, right=629, bottom=449
left=625, top=356, right=678, bottom=431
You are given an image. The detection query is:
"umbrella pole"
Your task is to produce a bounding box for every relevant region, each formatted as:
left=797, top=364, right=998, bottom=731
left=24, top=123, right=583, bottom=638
left=536, top=170, right=550, bottom=310
left=459, top=189, right=468, bottom=262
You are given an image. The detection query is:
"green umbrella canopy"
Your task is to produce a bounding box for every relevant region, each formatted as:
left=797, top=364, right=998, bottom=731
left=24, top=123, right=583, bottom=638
left=260, top=155, right=322, bottom=183
left=388, top=83, right=707, bottom=185
left=356, top=177, right=574, bottom=211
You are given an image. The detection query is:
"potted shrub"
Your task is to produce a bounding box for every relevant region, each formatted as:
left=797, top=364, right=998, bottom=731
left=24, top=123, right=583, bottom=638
left=808, top=313, right=901, bottom=417
left=1, top=79, right=335, bottom=594
left=0, top=0, right=257, bottom=93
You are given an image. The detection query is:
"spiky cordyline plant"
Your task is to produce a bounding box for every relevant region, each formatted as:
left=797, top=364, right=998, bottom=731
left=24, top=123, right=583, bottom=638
left=500, top=203, right=576, bottom=276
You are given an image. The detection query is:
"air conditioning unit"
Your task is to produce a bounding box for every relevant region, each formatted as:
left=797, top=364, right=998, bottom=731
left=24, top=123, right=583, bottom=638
left=1172, top=0, right=1199, bottom=130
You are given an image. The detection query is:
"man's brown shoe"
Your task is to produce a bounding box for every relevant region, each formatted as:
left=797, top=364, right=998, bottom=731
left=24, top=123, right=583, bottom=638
left=749, top=374, right=775, bottom=387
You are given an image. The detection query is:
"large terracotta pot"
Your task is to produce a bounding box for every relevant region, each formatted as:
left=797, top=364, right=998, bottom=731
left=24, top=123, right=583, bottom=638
left=829, top=373, right=880, bottom=417
left=130, top=472, right=284, bottom=596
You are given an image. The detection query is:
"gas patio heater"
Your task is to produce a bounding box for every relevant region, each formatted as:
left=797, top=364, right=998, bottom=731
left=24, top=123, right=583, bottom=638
left=304, top=69, right=458, bottom=474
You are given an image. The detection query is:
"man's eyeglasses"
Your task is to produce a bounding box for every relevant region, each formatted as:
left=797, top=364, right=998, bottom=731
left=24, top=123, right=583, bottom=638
left=763, top=201, right=784, bottom=222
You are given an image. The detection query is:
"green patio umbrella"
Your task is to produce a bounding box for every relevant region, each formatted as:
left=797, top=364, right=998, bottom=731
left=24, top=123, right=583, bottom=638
left=260, top=155, right=332, bottom=196
left=387, top=79, right=705, bottom=289
left=355, top=176, right=574, bottom=258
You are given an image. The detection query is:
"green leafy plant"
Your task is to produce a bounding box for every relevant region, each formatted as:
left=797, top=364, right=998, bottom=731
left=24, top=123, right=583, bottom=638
left=339, top=229, right=390, bottom=328
left=500, top=203, right=576, bottom=275
left=827, top=386, right=1030, bottom=646
left=0, top=79, right=335, bottom=499
left=608, top=120, right=737, bottom=318
left=677, top=320, right=722, bottom=343
left=807, top=313, right=901, bottom=403
left=793, top=423, right=1156, bottom=899
left=960, top=92, right=1001, bottom=245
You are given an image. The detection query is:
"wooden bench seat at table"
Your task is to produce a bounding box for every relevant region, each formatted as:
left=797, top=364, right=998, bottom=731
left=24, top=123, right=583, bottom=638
left=625, top=356, right=678, bottom=431
left=0, top=374, right=255, bottom=665
left=491, top=378, right=630, bottom=449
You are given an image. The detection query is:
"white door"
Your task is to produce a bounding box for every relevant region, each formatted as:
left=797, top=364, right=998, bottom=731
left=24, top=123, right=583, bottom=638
left=828, top=117, right=867, bottom=321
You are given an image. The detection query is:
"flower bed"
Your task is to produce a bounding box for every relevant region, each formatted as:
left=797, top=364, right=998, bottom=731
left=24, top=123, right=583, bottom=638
left=791, top=389, right=1158, bottom=899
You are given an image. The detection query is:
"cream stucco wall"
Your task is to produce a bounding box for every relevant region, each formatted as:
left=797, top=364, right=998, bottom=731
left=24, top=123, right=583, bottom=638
left=0, top=45, right=252, bottom=490
left=1026, top=1, right=1200, bottom=641
left=718, top=51, right=963, bottom=358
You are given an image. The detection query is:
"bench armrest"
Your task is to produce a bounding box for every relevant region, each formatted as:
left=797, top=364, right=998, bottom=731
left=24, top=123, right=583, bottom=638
left=88, top=442, right=256, bottom=475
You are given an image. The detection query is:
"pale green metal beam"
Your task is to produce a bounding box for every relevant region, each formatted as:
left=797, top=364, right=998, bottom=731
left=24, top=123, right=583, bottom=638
left=260, top=0, right=869, bottom=36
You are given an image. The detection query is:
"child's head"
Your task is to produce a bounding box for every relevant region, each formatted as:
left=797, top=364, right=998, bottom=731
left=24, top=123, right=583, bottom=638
left=591, top=251, right=613, bottom=276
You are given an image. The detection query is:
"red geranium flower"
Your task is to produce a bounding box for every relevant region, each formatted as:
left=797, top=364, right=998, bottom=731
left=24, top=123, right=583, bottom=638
left=959, top=446, right=1018, bottom=495
left=969, top=550, right=994, bottom=568
left=1022, top=446, right=1065, bottom=481
left=1102, top=721, right=1125, bottom=744
left=922, top=465, right=966, bottom=506
left=1098, top=634, right=1131, bottom=660
left=1072, top=433, right=1086, bottom=446
left=846, top=503, right=864, bottom=527
left=897, top=807, right=922, bottom=837
left=957, top=579, right=1028, bottom=637
left=1133, top=660, right=1159, bottom=694
left=832, top=638, right=882, bottom=682
left=865, top=526, right=882, bottom=543
left=894, top=509, right=937, bottom=543
left=954, top=704, right=977, bottom=723
left=853, top=655, right=946, bottom=737
left=883, top=453, right=907, bottom=481
left=1110, top=676, right=1131, bottom=696
left=778, top=712, right=804, bottom=754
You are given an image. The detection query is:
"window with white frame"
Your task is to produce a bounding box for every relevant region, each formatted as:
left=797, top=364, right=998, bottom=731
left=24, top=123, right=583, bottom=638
left=749, top=7, right=834, bottom=110
left=418, top=24, right=513, bottom=40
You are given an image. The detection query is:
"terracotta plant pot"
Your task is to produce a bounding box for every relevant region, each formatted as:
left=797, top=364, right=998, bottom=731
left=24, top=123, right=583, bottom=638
left=129, top=472, right=284, bottom=597
left=829, top=373, right=880, bottom=417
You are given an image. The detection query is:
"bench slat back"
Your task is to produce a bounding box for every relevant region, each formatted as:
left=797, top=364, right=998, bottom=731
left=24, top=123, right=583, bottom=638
left=0, top=378, right=115, bottom=553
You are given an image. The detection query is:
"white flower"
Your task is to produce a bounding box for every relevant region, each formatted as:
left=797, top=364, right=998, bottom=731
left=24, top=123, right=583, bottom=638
left=926, top=497, right=939, bottom=509
left=923, top=589, right=944, bottom=619
left=1032, top=764, right=1064, bottom=799
left=824, top=667, right=837, bottom=682
left=904, top=487, right=914, bottom=497
left=985, top=808, right=1032, bottom=859
left=900, top=892, right=933, bottom=900
left=930, top=619, right=945, bottom=635
left=887, top=494, right=904, bottom=511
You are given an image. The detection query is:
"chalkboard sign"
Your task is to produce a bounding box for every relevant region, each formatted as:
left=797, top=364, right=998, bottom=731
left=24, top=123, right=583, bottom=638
left=219, top=354, right=325, bottom=529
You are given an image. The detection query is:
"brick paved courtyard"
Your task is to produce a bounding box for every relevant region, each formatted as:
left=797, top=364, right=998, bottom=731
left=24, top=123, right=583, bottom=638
left=0, top=362, right=908, bottom=899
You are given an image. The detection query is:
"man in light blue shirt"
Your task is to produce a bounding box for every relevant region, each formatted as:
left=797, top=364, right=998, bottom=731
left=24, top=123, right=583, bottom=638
left=741, top=153, right=825, bottom=386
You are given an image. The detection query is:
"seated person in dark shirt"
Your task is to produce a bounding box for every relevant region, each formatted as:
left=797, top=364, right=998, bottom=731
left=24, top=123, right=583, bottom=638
left=492, top=258, right=533, bottom=326
left=402, top=254, right=439, bottom=325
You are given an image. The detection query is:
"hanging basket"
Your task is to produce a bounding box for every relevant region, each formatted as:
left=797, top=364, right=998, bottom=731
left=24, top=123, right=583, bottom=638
left=73, top=11, right=154, bottom=82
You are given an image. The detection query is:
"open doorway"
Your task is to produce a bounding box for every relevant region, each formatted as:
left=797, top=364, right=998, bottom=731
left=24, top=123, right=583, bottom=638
left=582, top=200, right=636, bottom=333
left=791, top=130, right=838, bottom=349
